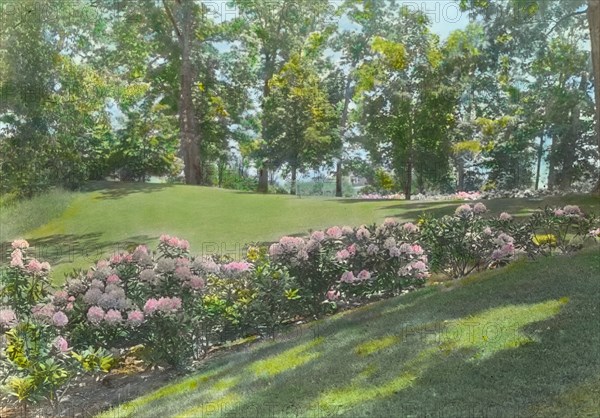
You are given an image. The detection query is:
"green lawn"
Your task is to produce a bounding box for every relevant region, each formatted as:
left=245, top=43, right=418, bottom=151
left=1, top=181, right=598, bottom=282
left=99, top=248, right=600, bottom=418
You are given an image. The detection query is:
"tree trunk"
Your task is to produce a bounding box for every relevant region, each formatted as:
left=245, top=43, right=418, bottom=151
left=290, top=166, right=297, bottom=195
left=535, top=132, right=545, bottom=190
left=560, top=73, right=586, bottom=190
left=335, top=161, right=342, bottom=197
left=336, top=72, right=354, bottom=197
left=588, top=0, right=600, bottom=193
left=404, top=158, right=412, bottom=200
left=257, top=166, right=269, bottom=193
left=165, top=0, right=201, bottom=185
left=457, top=157, right=465, bottom=191
left=548, top=134, right=558, bottom=190
left=257, top=56, right=275, bottom=193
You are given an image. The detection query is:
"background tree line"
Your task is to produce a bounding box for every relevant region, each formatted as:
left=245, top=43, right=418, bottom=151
left=0, top=0, right=598, bottom=200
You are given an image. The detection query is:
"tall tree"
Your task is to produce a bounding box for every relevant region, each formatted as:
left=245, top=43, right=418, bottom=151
left=233, top=0, right=333, bottom=192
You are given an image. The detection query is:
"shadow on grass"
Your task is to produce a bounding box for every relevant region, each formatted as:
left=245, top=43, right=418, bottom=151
left=107, top=250, right=600, bottom=418
left=0, top=233, right=157, bottom=271
left=83, top=181, right=175, bottom=201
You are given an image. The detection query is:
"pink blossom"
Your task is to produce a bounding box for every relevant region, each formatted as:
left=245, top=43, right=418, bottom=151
left=26, top=259, right=43, bottom=274
left=87, top=306, right=105, bottom=325
left=402, top=223, right=419, bottom=233
left=127, top=310, right=144, bottom=326
left=342, top=226, right=354, bottom=236
left=326, top=226, right=343, bottom=239
left=96, top=260, right=110, bottom=269
left=110, top=252, right=132, bottom=265
left=326, top=290, right=340, bottom=301
left=389, top=247, right=401, bottom=257
left=411, top=261, right=427, bottom=272
left=473, top=203, right=487, bottom=214
left=367, top=244, right=379, bottom=255
left=160, top=235, right=190, bottom=250
left=269, top=243, right=283, bottom=257
left=411, top=244, right=424, bottom=255
left=347, top=244, right=357, bottom=256
left=54, top=336, right=69, bottom=352
left=499, top=212, right=512, bottom=221
left=455, top=204, right=473, bottom=218
left=383, top=218, right=398, bottom=228
left=357, top=270, right=371, bottom=281
left=54, top=290, right=69, bottom=305
left=175, top=266, right=193, bottom=281
left=52, top=311, right=69, bottom=327
left=11, top=239, right=29, bottom=250
left=222, top=261, right=253, bottom=275
left=66, top=303, right=74, bottom=312
left=483, top=227, right=493, bottom=236
left=554, top=209, right=564, bottom=217
left=157, top=297, right=182, bottom=313
left=340, top=271, right=355, bottom=283
left=278, top=236, right=305, bottom=252
left=336, top=249, right=350, bottom=261
left=187, top=276, right=205, bottom=290
left=106, top=274, right=121, bottom=285
left=383, top=237, right=396, bottom=250
left=10, top=249, right=24, bottom=268
left=356, top=227, right=371, bottom=240
left=144, top=298, right=159, bottom=315
left=32, top=303, right=55, bottom=323
left=311, top=230, right=325, bottom=242
left=398, top=243, right=413, bottom=254
left=40, top=262, right=51, bottom=271
left=0, top=308, right=17, bottom=328
left=104, top=309, right=123, bottom=325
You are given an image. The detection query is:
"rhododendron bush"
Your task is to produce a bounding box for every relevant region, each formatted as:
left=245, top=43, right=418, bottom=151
left=1, top=204, right=597, bottom=407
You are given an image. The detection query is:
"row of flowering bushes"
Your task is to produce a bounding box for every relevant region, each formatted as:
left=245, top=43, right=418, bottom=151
left=1, top=203, right=598, bottom=406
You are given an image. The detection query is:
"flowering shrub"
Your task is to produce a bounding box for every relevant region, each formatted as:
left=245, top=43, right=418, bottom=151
left=1, top=203, right=597, bottom=408
left=0, top=242, right=114, bottom=407
left=420, top=203, right=516, bottom=278
left=511, top=206, right=598, bottom=257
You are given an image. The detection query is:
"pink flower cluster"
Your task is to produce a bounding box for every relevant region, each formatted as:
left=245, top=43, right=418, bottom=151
left=326, top=226, right=343, bottom=239
left=269, top=236, right=306, bottom=258
left=455, top=203, right=486, bottom=217
left=499, top=212, right=512, bottom=221
left=143, top=297, right=182, bottom=315
left=357, top=193, right=405, bottom=200
left=455, top=191, right=481, bottom=201
left=11, top=239, right=30, bottom=250
left=54, top=336, right=69, bottom=352
left=589, top=228, right=600, bottom=239
left=160, top=234, right=190, bottom=251
left=110, top=252, right=133, bottom=265
left=340, top=270, right=372, bottom=284
left=554, top=205, right=583, bottom=218
left=221, top=261, right=253, bottom=276
left=0, top=308, right=17, bottom=328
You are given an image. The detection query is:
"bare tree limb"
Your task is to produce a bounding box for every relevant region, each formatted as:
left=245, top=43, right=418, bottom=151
left=162, top=0, right=182, bottom=40
left=545, top=9, right=587, bottom=37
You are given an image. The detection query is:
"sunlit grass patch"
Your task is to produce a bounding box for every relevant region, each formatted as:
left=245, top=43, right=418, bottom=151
left=314, top=299, right=567, bottom=414
left=249, top=337, right=324, bottom=377
left=355, top=335, right=398, bottom=356
left=434, top=299, right=568, bottom=361
left=173, top=392, right=242, bottom=418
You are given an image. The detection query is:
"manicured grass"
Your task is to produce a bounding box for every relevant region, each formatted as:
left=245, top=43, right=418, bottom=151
left=99, top=248, right=600, bottom=418
left=1, top=181, right=597, bottom=282
left=0, top=187, right=79, bottom=245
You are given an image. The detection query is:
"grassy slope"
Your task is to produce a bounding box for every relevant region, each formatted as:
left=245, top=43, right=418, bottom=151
left=100, top=248, right=600, bottom=418
left=1, top=181, right=598, bottom=282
